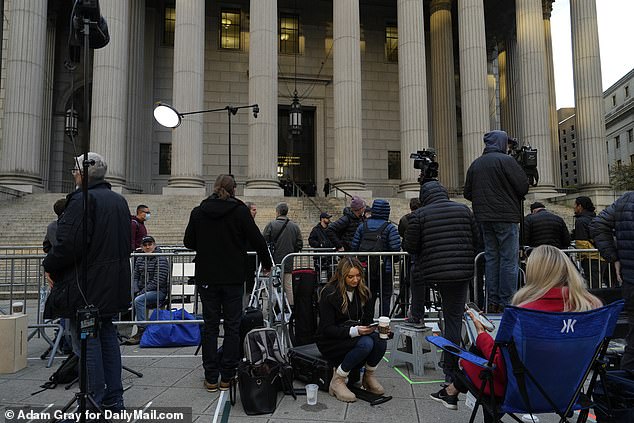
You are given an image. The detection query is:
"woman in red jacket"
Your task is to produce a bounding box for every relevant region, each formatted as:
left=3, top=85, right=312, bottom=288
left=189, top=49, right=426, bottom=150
left=431, top=245, right=602, bottom=410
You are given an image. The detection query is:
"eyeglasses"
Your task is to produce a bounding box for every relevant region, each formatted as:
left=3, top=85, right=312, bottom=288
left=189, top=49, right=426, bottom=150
left=69, top=168, right=80, bottom=175
left=141, top=210, right=150, bottom=214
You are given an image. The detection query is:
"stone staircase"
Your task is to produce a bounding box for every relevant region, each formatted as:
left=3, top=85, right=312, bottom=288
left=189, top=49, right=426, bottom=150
left=0, top=192, right=576, bottom=248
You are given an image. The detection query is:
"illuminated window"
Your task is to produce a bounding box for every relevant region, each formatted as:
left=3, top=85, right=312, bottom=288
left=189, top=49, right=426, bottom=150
left=279, top=15, right=299, bottom=54
left=163, top=6, right=175, bottom=46
left=388, top=151, right=401, bottom=180
left=220, top=9, right=241, bottom=49
left=385, top=25, right=398, bottom=62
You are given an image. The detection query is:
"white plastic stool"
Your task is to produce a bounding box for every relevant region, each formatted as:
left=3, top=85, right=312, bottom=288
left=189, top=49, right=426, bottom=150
left=389, top=324, right=440, bottom=376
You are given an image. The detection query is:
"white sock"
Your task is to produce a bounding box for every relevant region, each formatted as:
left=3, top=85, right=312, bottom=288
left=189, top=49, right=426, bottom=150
left=336, top=365, right=349, bottom=378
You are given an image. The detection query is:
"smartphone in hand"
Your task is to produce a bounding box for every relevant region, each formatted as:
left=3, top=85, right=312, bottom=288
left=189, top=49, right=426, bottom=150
left=465, top=302, right=495, bottom=332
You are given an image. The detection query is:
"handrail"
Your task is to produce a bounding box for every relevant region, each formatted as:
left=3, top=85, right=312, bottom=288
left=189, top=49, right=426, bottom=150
left=290, top=180, right=324, bottom=216
left=331, top=184, right=353, bottom=200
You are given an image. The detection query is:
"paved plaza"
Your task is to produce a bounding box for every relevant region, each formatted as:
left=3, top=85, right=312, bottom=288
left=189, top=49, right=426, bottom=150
left=0, top=311, right=588, bottom=423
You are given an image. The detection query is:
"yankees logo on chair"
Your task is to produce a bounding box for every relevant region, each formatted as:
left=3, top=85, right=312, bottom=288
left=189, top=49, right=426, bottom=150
left=561, top=318, right=577, bottom=334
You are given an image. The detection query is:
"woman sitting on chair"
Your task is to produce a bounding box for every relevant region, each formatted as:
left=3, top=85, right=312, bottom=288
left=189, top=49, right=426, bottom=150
left=317, top=257, right=387, bottom=402
left=432, top=244, right=603, bottom=410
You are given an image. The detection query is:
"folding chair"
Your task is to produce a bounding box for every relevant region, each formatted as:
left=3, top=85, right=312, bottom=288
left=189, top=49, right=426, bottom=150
left=427, top=300, right=624, bottom=423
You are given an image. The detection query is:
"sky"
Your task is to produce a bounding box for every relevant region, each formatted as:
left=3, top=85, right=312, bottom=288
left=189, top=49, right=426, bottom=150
left=550, top=0, right=634, bottom=109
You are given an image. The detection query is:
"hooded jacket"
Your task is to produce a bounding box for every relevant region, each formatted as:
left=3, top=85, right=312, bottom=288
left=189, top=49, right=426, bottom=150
left=464, top=130, right=529, bottom=223
left=327, top=206, right=364, bottom=251
left=184, top=194, right=272, bottom=286
left=42, top=180, right=131, bottom=318
left=591, top=191, right=634, bottom=285
left=351, top=199, right=401, bottom=273
left=573, top=209, right=602, bottom=260
left=404, top=182, right=479, bottom=284
left=523, top=209, right=571, bottom=249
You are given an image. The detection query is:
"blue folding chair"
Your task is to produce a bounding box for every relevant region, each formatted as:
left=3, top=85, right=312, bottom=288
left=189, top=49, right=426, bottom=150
left=428, top=300, right=624, bottom=423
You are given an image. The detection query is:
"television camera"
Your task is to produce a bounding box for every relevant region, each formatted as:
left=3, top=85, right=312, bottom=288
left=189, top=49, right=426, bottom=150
left=509, top=138, right=539, bottom=187
left=410, top=149, right=439, bottom=185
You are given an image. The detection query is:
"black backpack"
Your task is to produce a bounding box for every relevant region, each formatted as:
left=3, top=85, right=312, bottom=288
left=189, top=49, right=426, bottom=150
left=33, top=354, right=79, bottom=393
left=358, top=221, right=390, bottom=253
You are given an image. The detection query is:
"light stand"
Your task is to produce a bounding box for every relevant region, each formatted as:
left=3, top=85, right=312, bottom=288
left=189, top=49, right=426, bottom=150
left=153, top=103, right=259, bottom=175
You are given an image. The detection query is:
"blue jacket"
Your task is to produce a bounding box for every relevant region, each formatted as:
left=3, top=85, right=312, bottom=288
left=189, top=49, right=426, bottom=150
left=351, top=199, right=401, bottom=272
left=590, top=191, right=634, bottom=285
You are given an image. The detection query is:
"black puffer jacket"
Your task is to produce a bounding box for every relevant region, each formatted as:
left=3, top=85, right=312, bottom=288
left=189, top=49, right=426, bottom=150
left=523, top=209, right=571, bottom=248
left=184, top=195, right=272, bottom=286
left=404, top=182, right=479, bottom=285
left=43, top=181, right=131, bottom=318
left=464, top=130, right=529, bottom=223
left=133, top=247, right=169, bottom=295
left=590, top=192, right=634, bottom=285
left=327, top=207, right=363, bottom=251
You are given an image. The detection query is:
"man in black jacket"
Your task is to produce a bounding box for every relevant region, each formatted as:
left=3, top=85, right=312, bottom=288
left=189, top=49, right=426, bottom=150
left=309, top=212, right=335, bottom=279
left=42, top=152, right=131, bottom=411
left=327, top=195, right=366, bottom=251
left=591, top=192, right=634, bottom=370
left=184, top=175, right=272, bottom=392
left=523, top=202, right=570, bottom=249
left=404, top=181, right=479, bottom=391
left=464, top=130, right=529, bottom=311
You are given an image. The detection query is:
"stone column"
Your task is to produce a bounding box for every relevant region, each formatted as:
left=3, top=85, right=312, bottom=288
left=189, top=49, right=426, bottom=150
left=543, top=0, right=561, bottom=188
left=458, top=0, right=489, bottom=176
left=429, top=0, right=458, bottom=192
left=41, top=15, right=57, bottom=191
left=90, top=0, right=130, bottom=187
left=498, top=49, right=511, bottom=132
left=516, top=0, right=554, bottom=191
left=164, top=0, right=205, bottom=194
left=507, top=38, right=522, bottom=139
left=244, top=0, right=283, bottom=196
left=570, top=0, right=609, bottom=189
left=0, top=0, right=47, bottom=192
left=332, top=0, right=368, bottom=195
left=126, top=0, right=145, bottom=192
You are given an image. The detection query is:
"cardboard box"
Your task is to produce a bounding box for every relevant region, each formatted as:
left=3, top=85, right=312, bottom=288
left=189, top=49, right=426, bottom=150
left=0, top=313, right=28, bottom=373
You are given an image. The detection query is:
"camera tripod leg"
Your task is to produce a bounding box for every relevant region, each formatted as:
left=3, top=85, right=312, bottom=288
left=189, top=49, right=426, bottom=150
left=123, top=365, right=143, bottom=378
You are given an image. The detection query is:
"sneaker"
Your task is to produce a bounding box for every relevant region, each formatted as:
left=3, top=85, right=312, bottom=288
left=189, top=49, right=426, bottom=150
left=430, top=388, right=458, bottom=410
left=204, top=380, right=218, bottom=392
left=219, top=380, right=232, bottom=391
left=404, top=316, right=425, bottom=328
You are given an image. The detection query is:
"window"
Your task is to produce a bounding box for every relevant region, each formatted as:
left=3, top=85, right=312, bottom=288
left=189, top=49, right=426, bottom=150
left=617, top=160, right=622, bottom=167
left=220, top=9, right=241, bottom=49
left=563, top=146, right=567, bottom=153
left=163, top=6, right=176, bottom=46
left=562, top=137, right=567, bottom=143
left=571, top=125, right=575, bottom=131
left=572, top=142, right=576, bottom=149
left=628, top=129, right=633, bottom=142
left=565, top=172, right=569, bottom=178
left=279, top=14, right=299, bottom=54
left=626, top=86, right=630, bottom=98
left=385, top=24, right=398, bottom=62
left=564, top=155, right=568, bottom=161
left=616, top=135, right=621, bottom=148
left=159, top=144, right=171, bottom=175
left=571, top=133, right=575, bottom=139
left=631, top=154, right=634, bottom=164
left=612, top=95, right=617, bottom=106
left=388, top=151, right=401, bottom=180
left=564, top=163, right=568, bottom=169
left=572, top=151, right=576, bottom=158
left=563, top=129, right=566, bottom=135
left=573, top=160, right=576, bottom=166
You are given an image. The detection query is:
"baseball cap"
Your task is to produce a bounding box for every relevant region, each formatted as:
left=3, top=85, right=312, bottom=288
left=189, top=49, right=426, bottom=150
left=530, top=202, right=545, bottom=211
left=142, top=235, right=155, bottom=244
left=320, top=212, right=332, bottom=219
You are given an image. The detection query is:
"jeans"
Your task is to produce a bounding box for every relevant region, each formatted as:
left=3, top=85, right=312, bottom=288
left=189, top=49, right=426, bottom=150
left=580, top=258, right=608, bottom=289
left=436, top=280, right=469, bottom=382
left=134, top=291, right=166, bottom=323
left=340, top=332, right=387, bottom=372
left=622, top=282, right=634, bottom=370
left=199, top=284, right=243, bottom=382
left=367, top=266, right=393, bottom=317
left=69, top=316, right=124, bottom=410
left=481, top=222, right=519, bottom=306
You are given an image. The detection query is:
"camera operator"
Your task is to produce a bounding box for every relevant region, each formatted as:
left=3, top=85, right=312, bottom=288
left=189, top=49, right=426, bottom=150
left=43, top=152, right=131, bottom=411
left=464, top=130, right=529, bottom=312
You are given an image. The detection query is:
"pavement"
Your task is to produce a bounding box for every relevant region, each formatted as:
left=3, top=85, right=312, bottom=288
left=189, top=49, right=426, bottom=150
left=0, top=317, right=593, bottom=423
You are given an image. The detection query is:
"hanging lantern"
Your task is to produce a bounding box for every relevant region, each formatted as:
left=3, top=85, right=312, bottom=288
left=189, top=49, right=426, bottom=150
left=65, top=108, right=79, bottom=137
left=289, top=90, right=302, bottom=135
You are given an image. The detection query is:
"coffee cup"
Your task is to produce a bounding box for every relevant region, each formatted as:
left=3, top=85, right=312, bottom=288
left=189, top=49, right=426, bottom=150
left=305, top=383, right=318, bottom=405
left=378, top=316, right=390, bottom=339
left=12, top=301, right=24, bottom=314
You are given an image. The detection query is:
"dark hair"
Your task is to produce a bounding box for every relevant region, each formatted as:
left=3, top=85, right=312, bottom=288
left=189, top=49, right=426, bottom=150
left=575, top=196, right=595, bottom=212
left=136, top=204, right=149, bottom=214
left=409, top=198, right=422, bottom=211
left=213, top=174, right=236, bottom=200
left=53, top=198, right=66, bottom=217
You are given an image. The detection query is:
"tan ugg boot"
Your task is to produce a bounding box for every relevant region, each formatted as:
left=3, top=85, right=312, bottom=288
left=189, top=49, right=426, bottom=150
left=329, top=366, right=356, bottom=402
left=362, top=365, right=385, bottom=395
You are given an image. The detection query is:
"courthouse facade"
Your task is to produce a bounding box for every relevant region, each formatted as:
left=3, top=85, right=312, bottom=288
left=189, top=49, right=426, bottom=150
left=0, top=0, right=610, bottom=198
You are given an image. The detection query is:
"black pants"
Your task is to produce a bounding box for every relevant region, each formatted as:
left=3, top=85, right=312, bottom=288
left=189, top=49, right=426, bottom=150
left=199, top=284, right=243, bottom=382
left=436, top=280, right=469, bottom=382
left=623, top=282, right=634, bottom=371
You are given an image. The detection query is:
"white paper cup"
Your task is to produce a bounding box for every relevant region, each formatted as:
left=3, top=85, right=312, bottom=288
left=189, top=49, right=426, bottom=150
left=12, top=301, right=24, bottom=314
left=305, top=383, right=319, bottom=405
left=378, top=316, right=390, bottom=339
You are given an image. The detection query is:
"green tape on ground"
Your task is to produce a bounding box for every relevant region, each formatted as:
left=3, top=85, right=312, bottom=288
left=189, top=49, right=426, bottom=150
left=383, top=354, right=444, bottom=385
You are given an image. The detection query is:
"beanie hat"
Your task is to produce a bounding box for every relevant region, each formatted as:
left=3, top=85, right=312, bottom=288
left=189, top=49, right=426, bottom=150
left=530, top=202, right=545, bottom=212
left=350, top=196, right=366, bottom=211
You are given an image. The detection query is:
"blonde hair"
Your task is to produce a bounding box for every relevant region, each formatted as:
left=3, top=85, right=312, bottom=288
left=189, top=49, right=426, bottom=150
left=512, top=245, right=602, bottom=311
left=327, top=257, right=371, bottom=314
left=213, top=174, right=236, bottom=200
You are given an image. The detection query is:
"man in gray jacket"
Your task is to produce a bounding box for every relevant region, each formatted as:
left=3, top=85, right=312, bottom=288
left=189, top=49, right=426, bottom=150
left=263, top=202, right=303, bottom=305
